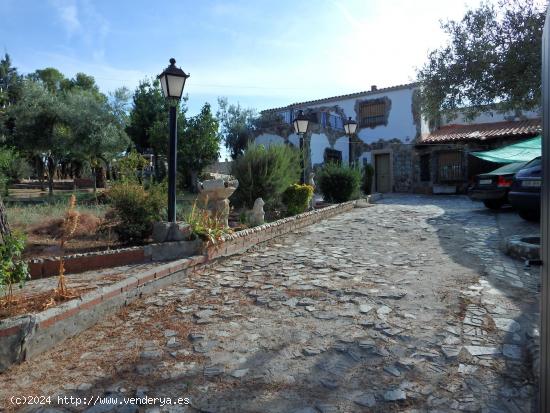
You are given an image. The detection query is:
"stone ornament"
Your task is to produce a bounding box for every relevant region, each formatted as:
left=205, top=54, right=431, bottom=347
left=197, top=178, right=239, bottom=227
left=247, top=197, right=265, bottom=226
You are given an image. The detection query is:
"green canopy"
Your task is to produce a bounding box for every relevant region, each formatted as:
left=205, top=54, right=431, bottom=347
left=471, top=136, right=541, bottom=163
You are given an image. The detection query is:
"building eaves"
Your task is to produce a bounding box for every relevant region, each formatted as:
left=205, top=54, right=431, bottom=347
left=261, top=82, right=420, bottom=114
left=418, top=119, right=541, bottom=144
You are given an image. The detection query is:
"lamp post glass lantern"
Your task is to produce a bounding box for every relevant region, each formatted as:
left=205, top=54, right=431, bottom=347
left=158, top=58, right=189, bottom=100
left=344, top=116, right=357, bottom=135
left=293, top=110, right=309, bottom=183
left=157, top=58, right=190, bottom=223
left=344, top=117, right=358, bottom=166
left=293, top=110, right=309, bottom=135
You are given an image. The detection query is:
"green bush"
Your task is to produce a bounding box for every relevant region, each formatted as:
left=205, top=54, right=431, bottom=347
left=106, top=182, right=166, bottom=242
left=0, top=231, right=29, bottom=304
left=282, top=184, right=314, bottom=216
left=318, top=162, right=362, bottom=203
left=363, top=163, right=374, bottom=195
left=115, top=150, right=149, bottom=183
left=0, top=148, right=31, bottom=195
left=231, top=143, right=301, bottom=209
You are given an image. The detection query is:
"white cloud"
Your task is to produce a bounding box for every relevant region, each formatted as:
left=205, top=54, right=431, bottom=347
left=50, top=0, right=80, bottom=35
left=49, top=0, right=110, bottom=63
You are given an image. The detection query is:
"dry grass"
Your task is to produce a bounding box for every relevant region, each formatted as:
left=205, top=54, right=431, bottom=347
left=7, top=202, right=107, bottom=229
left=30, top=213, right=101, bottom=239
left=0, top=287, right=94, bottom=319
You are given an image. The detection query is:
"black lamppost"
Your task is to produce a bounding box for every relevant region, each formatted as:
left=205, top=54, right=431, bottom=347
left=344, top=116, right=358, bottom=167
left=293, top=110, right=309, bottom=183
left=157, top=58, right=190, bottom=222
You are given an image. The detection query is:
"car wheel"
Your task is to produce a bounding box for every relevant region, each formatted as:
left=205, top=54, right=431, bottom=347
left=518, top=209, right=540, bottom=222
left=483, top=199, right=504, bottom=210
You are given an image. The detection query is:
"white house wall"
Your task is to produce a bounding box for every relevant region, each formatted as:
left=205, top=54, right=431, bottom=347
left=310, top=133, right=330, bottom=165
left=255, top=133, right=285, bottom=147
left=288, top=133, right=300, bottom=147
left=333, top=137, right=349, bottom=163
left=255, top=85, right=418, bottom=193
left=306, top=87, right=417, bottom=145
left=358, top=151, right=371, bottom=166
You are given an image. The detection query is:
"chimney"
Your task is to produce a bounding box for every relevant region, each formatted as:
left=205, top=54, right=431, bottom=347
left=371, top=85, right=377, bottom=91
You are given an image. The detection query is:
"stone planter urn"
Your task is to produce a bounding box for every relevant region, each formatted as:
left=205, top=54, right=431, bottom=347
left=197, top=178, right=239, bottom=227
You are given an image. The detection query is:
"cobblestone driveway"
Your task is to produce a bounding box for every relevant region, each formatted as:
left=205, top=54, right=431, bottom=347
left=2, top=195, right=540, bottom=413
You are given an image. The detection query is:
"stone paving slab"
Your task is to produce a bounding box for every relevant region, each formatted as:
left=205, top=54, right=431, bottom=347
left=0, top=194, right=539, bottom=413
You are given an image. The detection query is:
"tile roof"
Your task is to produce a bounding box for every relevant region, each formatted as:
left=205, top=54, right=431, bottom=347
left=419, top=119, right=541, bottom=144
left=262, top=82, right=419, bottom=113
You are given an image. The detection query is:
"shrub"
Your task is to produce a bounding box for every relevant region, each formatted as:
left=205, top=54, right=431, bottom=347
left=0, top=148, right=31, bottom=195
left=0, top=231, right=29, bottom=305
left=318, top=162, right=362, bottom=203
left=282, top=184, right=314, bottom=216
left=231, top=143, right=301, bottom=209
left=116, top=150, right=149, bottom=183
left=186, top=200, right=233, bottom=245
left=107, top=182, right=166, bottom=242
left=363, top=163, right=374, bottom=195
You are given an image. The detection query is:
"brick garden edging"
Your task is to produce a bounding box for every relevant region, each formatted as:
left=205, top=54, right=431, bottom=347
left=0, top=200, right=356, bottom=372
left=27, top=246, right=147, bottom=279
left=0, top=255, right=207, bottom=372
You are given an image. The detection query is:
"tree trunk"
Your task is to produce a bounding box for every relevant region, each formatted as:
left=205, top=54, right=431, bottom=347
left=153, top=151, right=159, bottom=182
left=95, top=166, right=106, bottom=189
left=0, top=196, right=11, bottom=243
left=47, top=157, right=56, bottom=196
left=92, top=167, right=97, bottom=193
left=35, top=156, right=45, bottom=191
left=187, top=170, right=199, bottom=193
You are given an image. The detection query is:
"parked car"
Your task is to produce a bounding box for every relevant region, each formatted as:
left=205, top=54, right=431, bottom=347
left=468, top=162, right=527, bottom=209
left=508, top=156, right=541, bottom=221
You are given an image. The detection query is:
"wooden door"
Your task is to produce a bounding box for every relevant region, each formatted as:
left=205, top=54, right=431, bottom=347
left=375, top=153, right=391, bottom=193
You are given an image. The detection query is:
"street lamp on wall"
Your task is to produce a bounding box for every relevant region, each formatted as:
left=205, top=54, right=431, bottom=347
left=293, top=110, right=310, bottom=184
left=344, top=116, right=358, bottom=167
left=157, top=58, right=190, bottom=223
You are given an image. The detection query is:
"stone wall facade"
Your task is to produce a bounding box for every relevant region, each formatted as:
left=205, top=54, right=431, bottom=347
left=392, top=143, right=414, bottom=192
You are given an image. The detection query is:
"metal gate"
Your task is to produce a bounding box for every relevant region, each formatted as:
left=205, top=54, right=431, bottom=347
left=437, top=151, right=463, bottom=182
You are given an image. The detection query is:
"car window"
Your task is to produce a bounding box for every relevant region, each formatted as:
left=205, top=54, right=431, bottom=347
left=523, top=157, right=541, bottom=169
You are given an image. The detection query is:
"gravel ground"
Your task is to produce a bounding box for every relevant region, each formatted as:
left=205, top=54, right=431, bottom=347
left=0, top=194, right=540, bottom=413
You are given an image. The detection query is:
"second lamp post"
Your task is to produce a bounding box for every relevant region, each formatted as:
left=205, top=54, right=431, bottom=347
left=157, top=58, right=190, bottom=223
left=293, top=110, right=310, bottom=183
left=344, top=116, right=358, bottom=167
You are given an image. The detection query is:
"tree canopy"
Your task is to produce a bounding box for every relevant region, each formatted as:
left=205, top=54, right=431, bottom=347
left=6, top=70, right=129, bottom=193
left=178, top=102, right=221, bottom=188
left=126, top=78, right=168, bottom=153
left=0, top=56, right=233, bottom=200
left=217, top=97, right=258, bottom=160
left=0, top=54, right=22, bottom=109
left=417, top=0, right=546, bottom=122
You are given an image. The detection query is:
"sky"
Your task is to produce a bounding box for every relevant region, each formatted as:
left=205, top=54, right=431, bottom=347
left=1, top=0, right=493, bottom=117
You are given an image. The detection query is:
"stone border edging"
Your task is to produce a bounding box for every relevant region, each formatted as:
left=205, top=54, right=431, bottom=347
left=504, top=234, right=540, bottom=261
left=0, top=255, right=207, bottom=372
left=205, top=201, right=356, bottom=259
left=0, top=200, right=356, bottom=372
